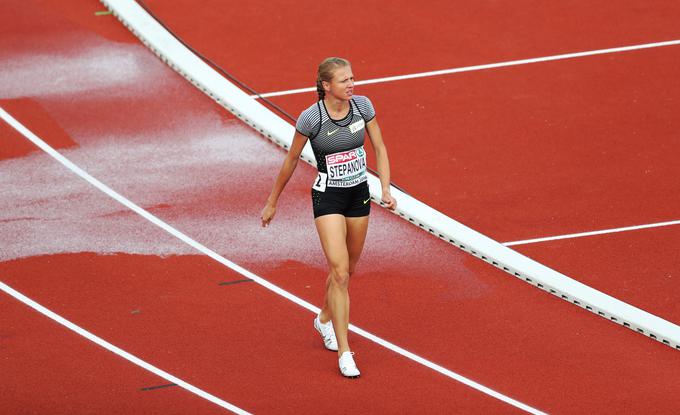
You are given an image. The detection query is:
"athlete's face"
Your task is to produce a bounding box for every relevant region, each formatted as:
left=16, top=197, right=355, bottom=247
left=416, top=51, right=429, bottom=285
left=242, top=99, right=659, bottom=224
left=325, top=66, right=354, bottom=100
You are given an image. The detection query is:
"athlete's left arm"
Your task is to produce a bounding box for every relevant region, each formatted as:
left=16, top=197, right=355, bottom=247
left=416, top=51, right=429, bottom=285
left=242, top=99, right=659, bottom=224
left=366, top=117, right=397, bottom=210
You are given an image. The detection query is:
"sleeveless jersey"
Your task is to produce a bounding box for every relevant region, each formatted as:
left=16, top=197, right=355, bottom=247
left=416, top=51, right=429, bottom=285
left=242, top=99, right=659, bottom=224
left=296, top=95, right=376, bottom=191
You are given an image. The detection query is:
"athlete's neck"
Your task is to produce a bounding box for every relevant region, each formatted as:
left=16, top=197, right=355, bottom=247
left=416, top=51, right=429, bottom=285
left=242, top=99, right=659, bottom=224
left=324, top=96, right=350, bottom=118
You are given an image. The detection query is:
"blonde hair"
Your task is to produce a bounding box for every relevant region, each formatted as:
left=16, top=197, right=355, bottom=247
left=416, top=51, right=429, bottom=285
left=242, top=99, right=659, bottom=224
left=316, top=57, right=351, bottom=101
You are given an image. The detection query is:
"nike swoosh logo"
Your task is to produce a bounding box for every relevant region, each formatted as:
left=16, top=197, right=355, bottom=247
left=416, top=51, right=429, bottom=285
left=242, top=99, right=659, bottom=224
left=363, top=198, right=370, bottom=204
left=327, top=128, right=339, bottom=136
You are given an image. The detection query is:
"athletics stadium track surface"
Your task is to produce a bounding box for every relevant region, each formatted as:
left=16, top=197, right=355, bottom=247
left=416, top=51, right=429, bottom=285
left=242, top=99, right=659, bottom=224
left=1, top=0, right=679, bottom=414
left=141, top=0, right=680, bottom=331
left=136, top=0, right=680, bottom=322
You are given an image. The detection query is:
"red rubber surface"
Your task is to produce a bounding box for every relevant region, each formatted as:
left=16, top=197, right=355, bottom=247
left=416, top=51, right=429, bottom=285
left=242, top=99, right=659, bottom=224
left=3, top=1, right=680, bottom=414
left=0, top=98, right=77, bottom=159
left=515, top=226, right=680, bottom=323
left=147, top=0, right=680, bottom=329
left=0, top=285, right=225, bottom=415
left=141, top=0, right=680, bottom=93
left=1, top=254, right=519, bottom=414
left=267, top=47, right=680, bottom=243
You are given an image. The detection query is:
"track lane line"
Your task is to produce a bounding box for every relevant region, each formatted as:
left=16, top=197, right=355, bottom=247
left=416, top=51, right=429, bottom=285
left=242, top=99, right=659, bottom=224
left=100, top=0, right=680, bottom=351
left=252, top=39, right=680, bottom=98
left=504, top=220, right=680, bottom=246
left=0, top=281, right=251, bottom=415
left=0, top=106, right=547, bottom=414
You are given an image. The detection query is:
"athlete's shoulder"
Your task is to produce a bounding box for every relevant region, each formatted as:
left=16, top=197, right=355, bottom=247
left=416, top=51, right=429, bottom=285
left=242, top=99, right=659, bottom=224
left=352, top=95, right=376, bottom=121
left=296, top=101, right=322, bottom=138
left=352, top=94, right=371, bottom=103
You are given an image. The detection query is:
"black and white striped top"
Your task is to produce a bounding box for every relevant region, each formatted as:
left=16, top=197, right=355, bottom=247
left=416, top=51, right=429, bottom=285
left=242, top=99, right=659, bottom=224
left=296, top=95, right=376, bottom=190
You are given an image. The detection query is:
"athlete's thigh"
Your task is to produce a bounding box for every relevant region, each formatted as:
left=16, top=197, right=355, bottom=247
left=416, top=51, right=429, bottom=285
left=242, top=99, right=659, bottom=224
left=345, top=215, right=369, bottom=273
left=314, top=214, right=349, bottom=268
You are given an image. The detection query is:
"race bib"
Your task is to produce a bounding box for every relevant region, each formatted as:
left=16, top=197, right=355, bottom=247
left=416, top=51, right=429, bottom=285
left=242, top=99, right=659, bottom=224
left=348, top=118, right=365, bottom=134
left=312, top=172, right=327, bottom=192
left=325, top=146, right=367, bottom=188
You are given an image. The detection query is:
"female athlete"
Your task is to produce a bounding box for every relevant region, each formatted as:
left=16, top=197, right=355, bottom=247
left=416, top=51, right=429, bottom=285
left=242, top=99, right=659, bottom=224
left=261, top=57, right=397, bottom=378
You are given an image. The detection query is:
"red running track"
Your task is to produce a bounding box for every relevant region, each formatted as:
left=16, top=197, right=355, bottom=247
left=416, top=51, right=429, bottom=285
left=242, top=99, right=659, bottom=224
left=138, top=0, right=680, bottom=322
left=278, top=47, right=680, bottom=324
left=1, top=288, right=226, bottom=415
left=137, top=0, right=680, bottom=93
left=3, top=253, right=517, bottom=414
left=141, top=0, right=680, bottom=340
left=2, top=1, right=680, bottom=414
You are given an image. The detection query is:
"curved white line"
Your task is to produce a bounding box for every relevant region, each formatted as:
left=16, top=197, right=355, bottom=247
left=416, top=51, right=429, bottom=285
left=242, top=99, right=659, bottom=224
left=0, top=280, right=251, bottom=415
left=1, top=105, right=547, bottom=415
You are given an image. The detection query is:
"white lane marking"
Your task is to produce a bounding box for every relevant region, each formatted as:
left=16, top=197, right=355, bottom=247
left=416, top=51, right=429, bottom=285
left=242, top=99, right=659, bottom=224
left=252, top=39, right=680, bottom=99
left=504, top=220, right=680, bottom=247
left=103, top=0, right=680, bottom=354
left=0, top=281, right=251, bottom=415
left=1, top=106, right=546, bottom=415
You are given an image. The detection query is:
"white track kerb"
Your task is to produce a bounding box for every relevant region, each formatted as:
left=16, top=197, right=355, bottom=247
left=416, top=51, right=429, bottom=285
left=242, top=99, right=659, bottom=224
left=97, top=1, right=680, bottom=353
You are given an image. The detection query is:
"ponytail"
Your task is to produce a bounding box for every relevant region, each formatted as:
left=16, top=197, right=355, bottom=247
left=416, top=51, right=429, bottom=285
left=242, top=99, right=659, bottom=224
left=316, top=78, right=325, bottom=100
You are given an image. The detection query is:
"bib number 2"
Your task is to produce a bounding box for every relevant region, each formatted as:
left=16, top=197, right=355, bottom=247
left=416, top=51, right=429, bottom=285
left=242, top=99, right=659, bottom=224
left=312, top=172, right=327, bottom=192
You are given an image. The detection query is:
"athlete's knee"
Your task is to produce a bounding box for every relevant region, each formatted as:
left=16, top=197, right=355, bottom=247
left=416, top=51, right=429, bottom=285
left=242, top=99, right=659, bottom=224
left=330, top=265, right=350, bottom=287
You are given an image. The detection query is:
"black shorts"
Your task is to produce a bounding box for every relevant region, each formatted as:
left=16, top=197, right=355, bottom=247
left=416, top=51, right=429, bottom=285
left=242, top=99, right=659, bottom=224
left=311, top=181, right=371, bottom=218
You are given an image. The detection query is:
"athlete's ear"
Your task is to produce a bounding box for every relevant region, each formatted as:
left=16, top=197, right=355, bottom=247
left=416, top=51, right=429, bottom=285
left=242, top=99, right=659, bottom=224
left=322, top=80, right=331, bottom=92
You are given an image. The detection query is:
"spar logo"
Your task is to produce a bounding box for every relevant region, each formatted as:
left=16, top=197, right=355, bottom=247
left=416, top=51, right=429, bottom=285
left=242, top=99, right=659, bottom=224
left=327, top=149, right=359, bottom=165
left=325, top=146, right=367, bottom=182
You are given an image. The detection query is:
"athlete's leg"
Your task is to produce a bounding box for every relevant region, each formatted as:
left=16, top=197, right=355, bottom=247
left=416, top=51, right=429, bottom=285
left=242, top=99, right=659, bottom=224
left=314, top=214, right=351, bottom=355
left=345, top=183, right=370, bottom=276
left=333, top=215, right=369, bottom=347
left=345, top=215, right=369, bottom=275
left=319, top=275, right=332, bottom=322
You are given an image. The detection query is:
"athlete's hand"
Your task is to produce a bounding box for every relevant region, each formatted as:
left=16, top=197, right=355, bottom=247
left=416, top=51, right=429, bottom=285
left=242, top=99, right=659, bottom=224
left=261, top=202, right=276, bottom=227
left=381, top=191, right=397, bottom=211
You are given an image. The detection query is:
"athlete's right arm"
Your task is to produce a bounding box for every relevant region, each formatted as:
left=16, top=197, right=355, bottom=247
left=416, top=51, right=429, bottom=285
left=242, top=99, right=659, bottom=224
left=261, top=131, right=310, bottom=227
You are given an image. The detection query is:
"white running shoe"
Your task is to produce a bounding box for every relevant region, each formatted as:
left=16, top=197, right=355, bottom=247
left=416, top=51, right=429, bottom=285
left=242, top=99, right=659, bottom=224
left=338, top=351, right=360, bottom=378
left=314, top=316, right=338, bottom=351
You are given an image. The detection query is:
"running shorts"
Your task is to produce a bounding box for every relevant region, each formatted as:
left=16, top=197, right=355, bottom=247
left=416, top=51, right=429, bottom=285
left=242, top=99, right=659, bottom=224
left=311, top=181, right=371, bottom=218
